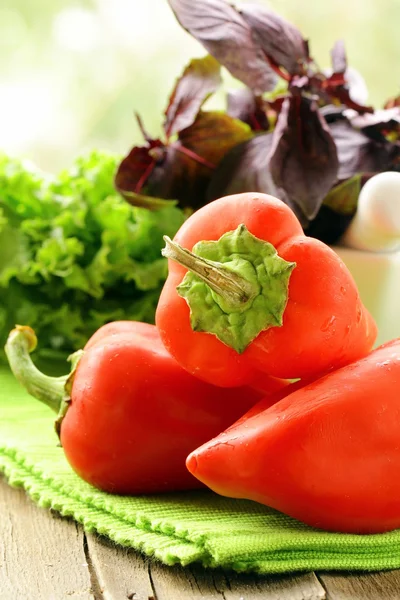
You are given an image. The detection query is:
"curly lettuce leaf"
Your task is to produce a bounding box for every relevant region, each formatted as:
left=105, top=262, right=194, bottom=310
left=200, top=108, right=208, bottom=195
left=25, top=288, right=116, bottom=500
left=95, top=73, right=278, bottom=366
left=0, top=151, right=185, bottom=360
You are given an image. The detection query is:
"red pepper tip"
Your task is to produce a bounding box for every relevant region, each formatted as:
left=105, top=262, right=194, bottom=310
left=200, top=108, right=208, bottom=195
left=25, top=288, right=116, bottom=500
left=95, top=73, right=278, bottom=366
left=186, top=453, right=198, bottom=475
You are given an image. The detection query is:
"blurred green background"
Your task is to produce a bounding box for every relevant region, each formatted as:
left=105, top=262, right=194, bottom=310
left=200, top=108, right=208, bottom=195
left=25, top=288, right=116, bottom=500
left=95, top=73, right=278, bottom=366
left=1, top=0, right=399, bottom=173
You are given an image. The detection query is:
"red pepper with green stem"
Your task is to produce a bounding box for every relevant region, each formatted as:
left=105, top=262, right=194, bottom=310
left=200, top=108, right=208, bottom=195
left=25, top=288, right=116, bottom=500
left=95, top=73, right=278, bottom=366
left=5, top=321, right=283, bottom=495
left=186, top=338, right=400, bottom=534
left=156, top=192, right=377, bottom=387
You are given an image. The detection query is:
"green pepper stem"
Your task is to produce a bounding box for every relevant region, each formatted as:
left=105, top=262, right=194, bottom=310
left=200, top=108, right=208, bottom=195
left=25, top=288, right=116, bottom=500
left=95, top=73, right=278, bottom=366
left=5, top=326, right=68, bottom=414
left=162, top=236, right=257, bottom=307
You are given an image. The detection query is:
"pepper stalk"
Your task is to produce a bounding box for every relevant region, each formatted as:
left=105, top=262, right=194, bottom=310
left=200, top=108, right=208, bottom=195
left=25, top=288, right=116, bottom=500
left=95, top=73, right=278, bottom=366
left=4, top=325, right=82, bottom=436
left=162, top=224, right=296, bottom=353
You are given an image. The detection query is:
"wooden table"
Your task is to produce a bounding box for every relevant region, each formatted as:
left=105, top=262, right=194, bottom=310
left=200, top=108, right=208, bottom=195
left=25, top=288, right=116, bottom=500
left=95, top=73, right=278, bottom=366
left=1, top=477, right=400, bottom=600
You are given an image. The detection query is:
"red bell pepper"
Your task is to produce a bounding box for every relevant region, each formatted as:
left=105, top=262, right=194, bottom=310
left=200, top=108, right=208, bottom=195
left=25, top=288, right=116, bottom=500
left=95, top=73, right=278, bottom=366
left=5, top=321, right=283, bottom=495
left=187, top=339, right=400, bottom=534
left=156, top=192, right=377, bottom=387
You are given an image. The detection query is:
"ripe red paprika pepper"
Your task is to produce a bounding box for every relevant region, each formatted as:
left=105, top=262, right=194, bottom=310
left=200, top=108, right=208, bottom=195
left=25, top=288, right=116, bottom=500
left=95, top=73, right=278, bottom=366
left=5, top=321, right=282, bottom=495
left=156, top=192, right=377, bottom=387
left=186, top=339, right=400, bottom=534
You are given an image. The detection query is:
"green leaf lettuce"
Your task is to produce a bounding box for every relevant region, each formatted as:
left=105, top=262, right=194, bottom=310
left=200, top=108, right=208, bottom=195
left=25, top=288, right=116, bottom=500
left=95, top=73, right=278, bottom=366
left=0, top=151, right=185, bottom=360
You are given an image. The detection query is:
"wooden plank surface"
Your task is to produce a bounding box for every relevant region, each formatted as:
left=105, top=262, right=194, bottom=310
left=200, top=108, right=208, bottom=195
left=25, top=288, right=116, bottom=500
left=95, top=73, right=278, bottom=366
left=318, top=571, right=400, bottom=600
left=2, top=476, right=400, bottom=600
left=0, top=477, right=94, bottom=600
left=147, top=563, right=326, bottom=600
left=87, top=534, right=326, bottom=600
left=86, top=535, right=155, bottom=600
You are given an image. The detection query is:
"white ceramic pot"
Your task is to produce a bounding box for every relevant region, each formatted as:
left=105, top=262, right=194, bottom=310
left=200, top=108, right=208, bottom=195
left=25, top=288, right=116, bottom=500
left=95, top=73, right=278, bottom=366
left=332, top=171, right=400, bottom=346
left=333, top=246, right=400, bottom=346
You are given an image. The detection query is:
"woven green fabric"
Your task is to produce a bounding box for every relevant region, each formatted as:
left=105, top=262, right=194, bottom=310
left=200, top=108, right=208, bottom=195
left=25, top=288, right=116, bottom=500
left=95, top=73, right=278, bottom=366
left=2, top=365, right=400, bottom=574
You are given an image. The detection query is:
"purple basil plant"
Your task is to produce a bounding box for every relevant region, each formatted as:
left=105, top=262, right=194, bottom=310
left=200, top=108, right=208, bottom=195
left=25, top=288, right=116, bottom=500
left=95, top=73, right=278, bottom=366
left=115, top=0, right=400, bottom=244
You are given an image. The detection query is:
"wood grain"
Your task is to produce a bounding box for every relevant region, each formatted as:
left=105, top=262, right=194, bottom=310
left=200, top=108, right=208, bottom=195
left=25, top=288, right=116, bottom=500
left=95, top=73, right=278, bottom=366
left=87, top=533, right=326, bottom=600
left=214, top=570, right=326, bottom=600
left=0, top=477, right=94, bottom=600
left=318, top=570, right=400, bottom=600
left=86, top=534, right=155, bottom=600
left=149, top=564, right=326, bottom=600
left=2, top=474, right=400, bottom=600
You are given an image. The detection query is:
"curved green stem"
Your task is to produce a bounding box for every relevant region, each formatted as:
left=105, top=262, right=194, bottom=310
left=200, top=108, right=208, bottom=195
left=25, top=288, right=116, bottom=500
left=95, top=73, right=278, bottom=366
left=162, top=235, right=257, bottom=308
left=5, top=326, right=68, bottom=413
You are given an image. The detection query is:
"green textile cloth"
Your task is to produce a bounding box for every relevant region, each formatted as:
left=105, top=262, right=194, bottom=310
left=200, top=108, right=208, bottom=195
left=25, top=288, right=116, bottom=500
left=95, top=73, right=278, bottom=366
left=1, top=364, right=400, bottom=575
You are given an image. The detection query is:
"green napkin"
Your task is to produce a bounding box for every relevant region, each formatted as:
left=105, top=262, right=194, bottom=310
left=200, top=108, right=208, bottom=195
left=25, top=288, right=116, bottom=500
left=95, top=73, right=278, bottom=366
left=2, top=364, right=400, bottom=574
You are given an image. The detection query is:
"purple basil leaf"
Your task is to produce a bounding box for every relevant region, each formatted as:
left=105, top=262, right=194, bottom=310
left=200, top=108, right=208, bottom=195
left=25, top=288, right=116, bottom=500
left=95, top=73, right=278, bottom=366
left=305, top=175, right=362, bottom=244
left=240, top=3, right=309, bottom=76
left=207, top=133, right=276, bottom=199
left=269, top=96, right=339, bottom=219
left=320, top=105, right=346, bottom=123
left=329, top=118, right=372, bottom=179
left=164, top=55, right=222, bottom=138
left=116, top=111, right=252, bottom=211
left=115, top=143, right=176, bottom=209
left=330, top=39, right=347, bottom=74
left=206, top=132, right=307, bottom=224
left=115, top=144, right=155, bottom=195
left=167, top=0, right=277, bottom=94
left=135, top=113, right=153, bottom=142
left=226, top=88, right=269, bottom=130
left=146, top=144, right=211, bottom=209
left=321, top=62, right=372, bottom=114
left=329, top=118, right=397, bottom=178
left=346, top=106, right=400, bottom=137
left=323, top=74, right=373, bottom=114
left=152, top=111, right=253, bottom=209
